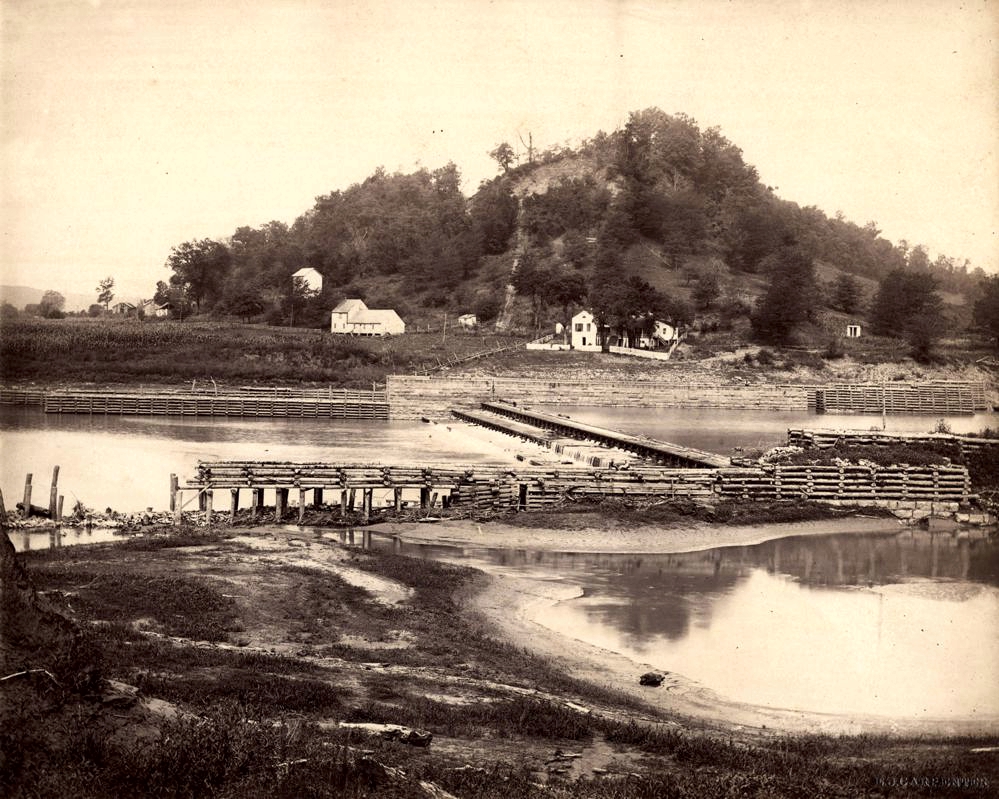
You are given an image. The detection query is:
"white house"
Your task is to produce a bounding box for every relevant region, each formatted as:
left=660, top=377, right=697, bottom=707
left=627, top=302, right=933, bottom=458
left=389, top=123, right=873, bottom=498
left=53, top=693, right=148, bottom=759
left=292, top=267, right=323, bottom=293
left=330, top=299, right=405, bottom=336
left=570, top=310, right=601, bottom=350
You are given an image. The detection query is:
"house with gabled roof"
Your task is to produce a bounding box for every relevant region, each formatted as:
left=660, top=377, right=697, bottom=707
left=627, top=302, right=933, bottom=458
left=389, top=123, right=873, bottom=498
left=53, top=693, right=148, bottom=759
left=292, top=267, right=323, bottom=293
left=330, top=299, right=405, bottom=336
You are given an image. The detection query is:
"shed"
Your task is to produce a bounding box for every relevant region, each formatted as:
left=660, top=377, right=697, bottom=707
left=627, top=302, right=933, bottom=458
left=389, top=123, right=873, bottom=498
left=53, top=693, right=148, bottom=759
left=457, top=313, right=478, bottom=329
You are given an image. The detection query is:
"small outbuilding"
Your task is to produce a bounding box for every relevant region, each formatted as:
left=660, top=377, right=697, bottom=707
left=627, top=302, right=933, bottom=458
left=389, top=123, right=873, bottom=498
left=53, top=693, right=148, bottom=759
left=330, top=299, right=405, bottom=336
left=457, top=313, right=478, bottom=329
left=846, top=324, right=862, bottom=338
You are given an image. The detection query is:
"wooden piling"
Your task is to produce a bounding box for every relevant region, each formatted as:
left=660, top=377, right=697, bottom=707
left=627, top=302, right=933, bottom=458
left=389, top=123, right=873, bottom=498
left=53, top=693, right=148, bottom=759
left=169, top=474, right=178, bottom=512
left=174, top=489, right=183, bottom=523
left=313, top=487, right=324, bottom=507
left=22, top=474, right=32, bottom=519
left=348, top=488, right=356, bottom=511
left=420, top=487, right=430, bottom=508
left=340, top=489, right=348, bottom=518
left=298, top=488, right=307, bottom=523
left=56, top=496, right=64, bottom=523
left=48, top=466, right=60, bottom=520
left=204, top=490, right=213, bottom=524
left=251, top=488, right=263, bottom=519
left=230, top=489, right=239, bottom=523
left=393, top=487, right=402, bottom=511
left=275, top=488, right=288, bottom=521
left=362, top=488, right=372, bottom=522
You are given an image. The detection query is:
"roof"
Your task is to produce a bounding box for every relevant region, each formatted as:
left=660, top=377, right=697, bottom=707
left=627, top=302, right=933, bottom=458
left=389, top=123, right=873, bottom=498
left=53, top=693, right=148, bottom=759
left=332, top=298, right=368, bottom=314
left=293, top=267, right=322, bottom=277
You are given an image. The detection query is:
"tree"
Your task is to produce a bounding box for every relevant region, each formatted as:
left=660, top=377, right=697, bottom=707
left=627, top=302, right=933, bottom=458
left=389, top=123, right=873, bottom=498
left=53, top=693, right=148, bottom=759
left=830, top=273, right=863, bottom=314
left=489, top=142, right=516, bottom=173
left=750, top=246, right=818, bottom=344
left=39, top=290, right=65, bottom=319
left=869, top=269, right=944, bottom=360
left=87, top=303, right=103, bottom=317
left=692, top=271, right=721, bottom=310
left=96, top=276, right=115, bottom=311
left=1, top=302, right=19, bottom=320
left=469, top=178, right=518, bottom=255
left=165, top=238, right=232, bottom=312
left=973, top=275, right=999, bottom=347
left=547, top=269, right=588, bottom=322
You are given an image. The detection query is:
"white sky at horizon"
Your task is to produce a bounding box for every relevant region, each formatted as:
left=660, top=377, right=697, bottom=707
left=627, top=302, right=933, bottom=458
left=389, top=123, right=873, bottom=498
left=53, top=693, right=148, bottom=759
left=2, top=0, right=997, bottom=303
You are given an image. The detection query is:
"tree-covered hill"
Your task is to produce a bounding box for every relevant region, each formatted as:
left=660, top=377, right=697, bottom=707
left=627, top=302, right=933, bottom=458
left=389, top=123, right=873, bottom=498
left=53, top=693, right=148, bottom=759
left=154, top=107, right=990, bottom=355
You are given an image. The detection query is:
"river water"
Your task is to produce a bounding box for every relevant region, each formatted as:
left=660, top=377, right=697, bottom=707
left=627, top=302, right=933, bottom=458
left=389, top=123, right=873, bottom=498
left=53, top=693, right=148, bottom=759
left=4, top=406, right=995, bottom=516
left=377, top=530, right=999, bottom=720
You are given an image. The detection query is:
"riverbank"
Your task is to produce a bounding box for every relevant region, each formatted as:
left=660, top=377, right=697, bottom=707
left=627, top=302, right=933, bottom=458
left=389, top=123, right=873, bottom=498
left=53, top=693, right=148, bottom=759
left=4, top=523, right=997, bottom=798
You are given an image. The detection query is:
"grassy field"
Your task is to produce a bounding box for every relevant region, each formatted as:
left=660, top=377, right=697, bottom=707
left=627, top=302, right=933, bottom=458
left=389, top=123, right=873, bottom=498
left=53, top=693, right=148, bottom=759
left=0, top=317, right=528, bottom=386
left=4, top=527, right=996, bottom=798
left=1, top=315, right=994, bottom=390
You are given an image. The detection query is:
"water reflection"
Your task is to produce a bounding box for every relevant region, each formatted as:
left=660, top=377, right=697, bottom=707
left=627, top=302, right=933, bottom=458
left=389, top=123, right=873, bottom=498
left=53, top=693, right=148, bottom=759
left=12, top=526, right=127, bottom=553
left=379, top=531, right=999, bottom=718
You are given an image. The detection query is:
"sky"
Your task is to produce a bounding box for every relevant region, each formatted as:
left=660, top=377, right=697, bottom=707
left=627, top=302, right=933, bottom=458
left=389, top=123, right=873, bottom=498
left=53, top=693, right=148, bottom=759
left=2, top=0, right=997, bottom=304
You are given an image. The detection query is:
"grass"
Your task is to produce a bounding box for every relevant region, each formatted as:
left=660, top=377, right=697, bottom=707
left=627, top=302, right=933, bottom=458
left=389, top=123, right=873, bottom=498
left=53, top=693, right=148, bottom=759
left=0, top=317, right=528, bottom=386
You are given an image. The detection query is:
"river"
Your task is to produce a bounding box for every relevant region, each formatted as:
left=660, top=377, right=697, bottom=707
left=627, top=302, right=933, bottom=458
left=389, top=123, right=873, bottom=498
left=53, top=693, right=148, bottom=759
left=374, top=529, right=999, bottom=721
left=4, top=406, right=995, bottom=516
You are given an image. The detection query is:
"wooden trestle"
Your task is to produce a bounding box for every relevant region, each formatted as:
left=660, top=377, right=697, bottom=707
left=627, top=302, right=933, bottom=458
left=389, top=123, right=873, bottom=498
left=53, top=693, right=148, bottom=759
left=472, top=401, right=731, bottom=468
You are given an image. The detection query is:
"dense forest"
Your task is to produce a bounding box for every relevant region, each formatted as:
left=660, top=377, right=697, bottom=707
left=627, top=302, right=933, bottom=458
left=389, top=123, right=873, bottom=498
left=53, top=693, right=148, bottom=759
left=147, top=107, right=991, bottom=352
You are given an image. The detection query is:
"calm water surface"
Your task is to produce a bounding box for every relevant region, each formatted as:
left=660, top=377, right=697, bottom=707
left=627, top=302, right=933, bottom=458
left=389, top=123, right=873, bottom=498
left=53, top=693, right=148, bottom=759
left=379, top=531, right=999, bottom=720
left=4, top=406, right=995, bottom=515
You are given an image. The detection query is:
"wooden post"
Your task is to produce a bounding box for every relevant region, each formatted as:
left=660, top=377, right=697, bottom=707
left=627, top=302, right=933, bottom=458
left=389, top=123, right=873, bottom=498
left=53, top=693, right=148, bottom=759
left=230, top=489, right=239, bottom=523
left=48, top=466, right=60, bottom=520
left=362, top=488, right=372, bottom=522
left=169, top=474, right=178, bottom=512
left=22, top=474, right=32, bottom=519
left=199, top=490, right=207, bottom=512
left=250, top=488, right=261, bottom=519
left=393, top=487, right=402, bottom=512
left=420, top=487, right=430, bottom=509
left=174, top=489, right=183, bottom=523
left=275, top=488, right=288, bottom=521
left=204, top=490, right=213, bottom=524
left=313, top=487, right=324, bottom=507
left=56, top=496, right=64, bottom=523
left=430, top=492, right=438, bottom=508
left=340, top=490, right=348, bottom=518
left=298, top=488, right=307, bottom=523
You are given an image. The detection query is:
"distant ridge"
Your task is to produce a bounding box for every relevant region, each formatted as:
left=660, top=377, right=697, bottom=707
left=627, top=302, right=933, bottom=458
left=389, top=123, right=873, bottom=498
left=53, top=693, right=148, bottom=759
left=0, top=285, right=101, bottom=312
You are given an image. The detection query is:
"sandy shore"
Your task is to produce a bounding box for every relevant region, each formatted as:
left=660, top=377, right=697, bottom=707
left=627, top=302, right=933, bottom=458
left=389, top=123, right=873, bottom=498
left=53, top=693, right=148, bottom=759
left=369, top=514, right=906, bottom=554
left=369, top=516, right=999, bottom=737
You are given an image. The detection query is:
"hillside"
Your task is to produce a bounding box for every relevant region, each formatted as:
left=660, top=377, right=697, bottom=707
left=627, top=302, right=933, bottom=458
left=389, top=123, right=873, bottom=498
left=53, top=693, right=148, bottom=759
left=94, top=108, right=996, bottom=356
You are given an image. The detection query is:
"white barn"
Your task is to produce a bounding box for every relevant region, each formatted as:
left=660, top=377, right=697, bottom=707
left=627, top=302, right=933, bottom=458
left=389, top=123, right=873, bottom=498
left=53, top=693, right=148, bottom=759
left=330, top=299, right=405, bottom=336
left=292, top=267, right=323, bottom=293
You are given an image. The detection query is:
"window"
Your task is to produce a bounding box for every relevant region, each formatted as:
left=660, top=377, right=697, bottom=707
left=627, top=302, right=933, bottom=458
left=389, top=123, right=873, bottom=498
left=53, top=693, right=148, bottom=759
left=575, top=323, right=583, bottom=332
left=586, top=323, right=592, bottom=331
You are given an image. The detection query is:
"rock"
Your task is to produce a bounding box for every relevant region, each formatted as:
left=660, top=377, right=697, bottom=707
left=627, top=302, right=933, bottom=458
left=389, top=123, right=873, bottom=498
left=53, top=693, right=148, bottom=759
left=639, top=671, right=665, bottom=686
left=402, top=728, right=433, bottom=747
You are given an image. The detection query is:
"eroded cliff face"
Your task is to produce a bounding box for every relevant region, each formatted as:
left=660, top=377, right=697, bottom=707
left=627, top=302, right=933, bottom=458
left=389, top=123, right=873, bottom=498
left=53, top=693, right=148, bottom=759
left=0, top=529, right=81, bottom=678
